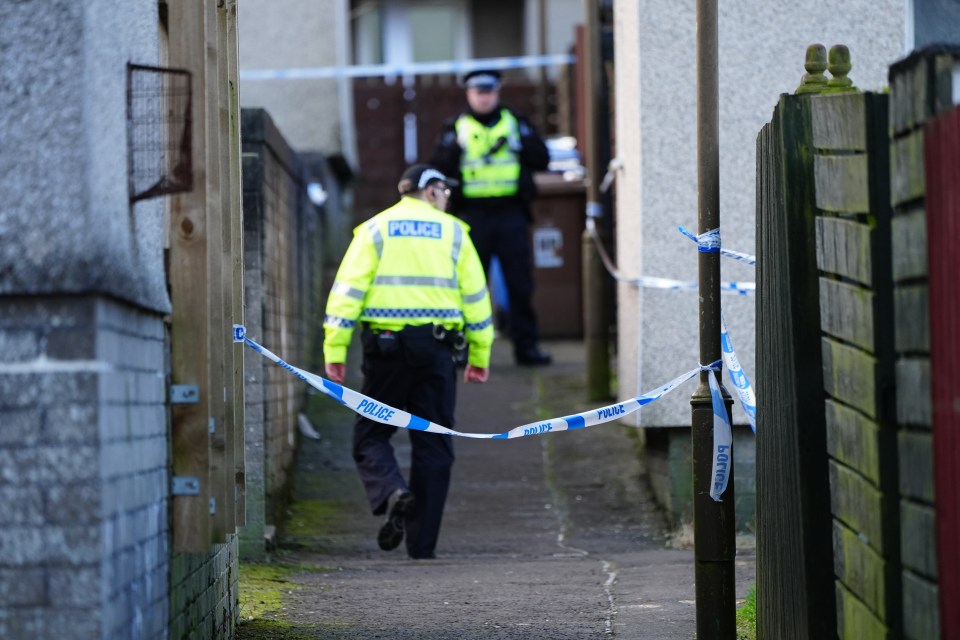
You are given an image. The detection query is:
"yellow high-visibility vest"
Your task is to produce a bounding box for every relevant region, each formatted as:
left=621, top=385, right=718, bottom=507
left=455, top=109, right=521, bottom=198
left=323, top=196, right=494, bottom=368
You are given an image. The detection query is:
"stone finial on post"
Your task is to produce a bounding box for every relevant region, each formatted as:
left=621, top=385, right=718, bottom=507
left=823, top=44, right=859, bottom=94
left=795, top=44, right=828, bottom=95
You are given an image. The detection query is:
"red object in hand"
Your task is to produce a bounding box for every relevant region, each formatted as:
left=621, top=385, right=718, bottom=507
left=325, top=363, right=346, bottom=384
left=463, top=365, right=489, bottom=384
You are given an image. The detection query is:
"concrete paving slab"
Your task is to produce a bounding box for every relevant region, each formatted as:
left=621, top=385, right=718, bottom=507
left=238, top=338, right=755, bottom=639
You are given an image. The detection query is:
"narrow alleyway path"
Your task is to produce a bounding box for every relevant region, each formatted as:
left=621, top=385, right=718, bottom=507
left=238, top=341, right=755, bottom=639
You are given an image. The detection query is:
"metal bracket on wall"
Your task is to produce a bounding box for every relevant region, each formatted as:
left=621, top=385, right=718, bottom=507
left=170, top=384, right=199, bottom=404
left=172, top=476, right=201, bottom=496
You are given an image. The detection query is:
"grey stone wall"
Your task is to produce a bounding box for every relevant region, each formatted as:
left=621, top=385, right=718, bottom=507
left=0, top=296, right=169, bottom=640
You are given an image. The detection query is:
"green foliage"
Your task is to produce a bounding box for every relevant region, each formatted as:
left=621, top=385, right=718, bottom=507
left=736, top=583, right=757, bottom=640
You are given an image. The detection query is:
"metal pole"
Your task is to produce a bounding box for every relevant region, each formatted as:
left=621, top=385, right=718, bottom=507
left=537, top=0, right=549, bottom=133
left=692, top=0, right=736, bottom=637
left=582, top=0, right=610, bottom=401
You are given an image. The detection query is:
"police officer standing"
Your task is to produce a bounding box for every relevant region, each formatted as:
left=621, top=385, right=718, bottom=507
left=430, top=69, right=552, bottom=366
left=323, top=164, right=493, bottom=560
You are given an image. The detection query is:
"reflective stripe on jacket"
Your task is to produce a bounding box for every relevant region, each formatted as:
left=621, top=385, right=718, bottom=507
left=323, top=196, right=494, bottom=368
left=455, top=109, right=521, bottom=198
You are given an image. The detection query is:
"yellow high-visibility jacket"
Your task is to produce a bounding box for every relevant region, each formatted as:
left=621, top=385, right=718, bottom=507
left=455, top=109, right=521, bottom=198
left=323, top=196, right=494, bottom=368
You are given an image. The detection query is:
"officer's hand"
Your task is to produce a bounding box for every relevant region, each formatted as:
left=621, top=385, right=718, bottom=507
left=325, top=363, right=346, bottom=384
left=463, top=365, right=489, bottom=384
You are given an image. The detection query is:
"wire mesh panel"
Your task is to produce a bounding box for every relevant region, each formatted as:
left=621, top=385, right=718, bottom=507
left=127, top=63, right=193, bottom=202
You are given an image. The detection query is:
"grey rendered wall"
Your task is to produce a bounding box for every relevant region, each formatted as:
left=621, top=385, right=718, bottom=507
left=612, top=0, right=905, bottom=428
left=0, top=0, right=169, bottom=314
left=238, top=0, right=347, bottom=154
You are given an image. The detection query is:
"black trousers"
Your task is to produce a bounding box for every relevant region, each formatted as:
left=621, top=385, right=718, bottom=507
left=460, top=201, right=540, bottom=354
left=353, top=326, right=456, bottom=558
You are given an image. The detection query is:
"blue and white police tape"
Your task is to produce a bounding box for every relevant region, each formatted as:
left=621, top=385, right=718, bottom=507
left=585, top=201, right=604, bottom=218
left=585, top=222, right=754, bottom=295
left=240, top=53, right=576, bottom=82
left=696, top=227, right=722, bottom=253
left=705, top=363, right=734, bottom=502
left=721, top=315, right=757, bottom=433
left=677, top=225, right=756, bottom=266
left=672, top=227, right=758, bottom=430
left=629, top=275, right=755, bottom=295
left=233, top=324, right=723, bottom=442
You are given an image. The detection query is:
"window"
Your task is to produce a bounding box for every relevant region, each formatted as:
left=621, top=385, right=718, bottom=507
left=352, top=2, right=384, bottom=65
left=351, top=0, right=469, bottom=67
left=409, top=5, right=459, bottom=62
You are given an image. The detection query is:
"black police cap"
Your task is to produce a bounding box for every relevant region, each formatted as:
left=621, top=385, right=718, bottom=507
left=462, top=69, right=502, bottom=90
left=397, top=164, right=457, bottom=195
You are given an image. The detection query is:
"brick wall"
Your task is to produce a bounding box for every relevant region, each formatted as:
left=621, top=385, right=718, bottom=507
left=261, top=149, right=302, bottom=511
left=0, top=296, right=169, bottom=640
left=169, top=539, right=239, bottom=640
left=239, top=108, right=326, bottom=558
left=645, top=425, right=756, bottom=532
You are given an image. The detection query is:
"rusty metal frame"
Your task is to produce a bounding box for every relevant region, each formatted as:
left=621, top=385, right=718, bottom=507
left=126, top=63, right=193, bottom=203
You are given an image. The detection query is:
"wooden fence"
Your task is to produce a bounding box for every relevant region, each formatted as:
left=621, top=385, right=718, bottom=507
left=167, top=0, right=245, bottom=551
left=811, top=91, right=901, bottom=638
left=889, top=45, right=960, bottom=640
left=756, top=91, right=835, bottom=639
left=756, top=44, right=960, bottom=640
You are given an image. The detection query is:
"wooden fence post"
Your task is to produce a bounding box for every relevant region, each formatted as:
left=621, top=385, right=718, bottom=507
left=226, top=0, right=245, bottom=529
left=167, top=0, right=244, bottom=550
left=168, top=0, right=211, bottom=551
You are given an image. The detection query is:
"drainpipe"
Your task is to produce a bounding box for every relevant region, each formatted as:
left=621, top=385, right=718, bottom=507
left=537, top=0, right=549, bottom=132
left=582, top=0, right=611, bottom=401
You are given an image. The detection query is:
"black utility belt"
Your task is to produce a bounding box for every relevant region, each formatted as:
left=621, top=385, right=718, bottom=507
left=363, top=324, right=466, bottom=350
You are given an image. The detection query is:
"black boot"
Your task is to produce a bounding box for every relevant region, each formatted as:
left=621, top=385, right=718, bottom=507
left=515, top=345, right=552, bottom=366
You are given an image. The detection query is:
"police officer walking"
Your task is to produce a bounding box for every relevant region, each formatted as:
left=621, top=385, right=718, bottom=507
left=323, top=164, right=494, bottom=560
left=430, top=69, right=552, bottom=366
